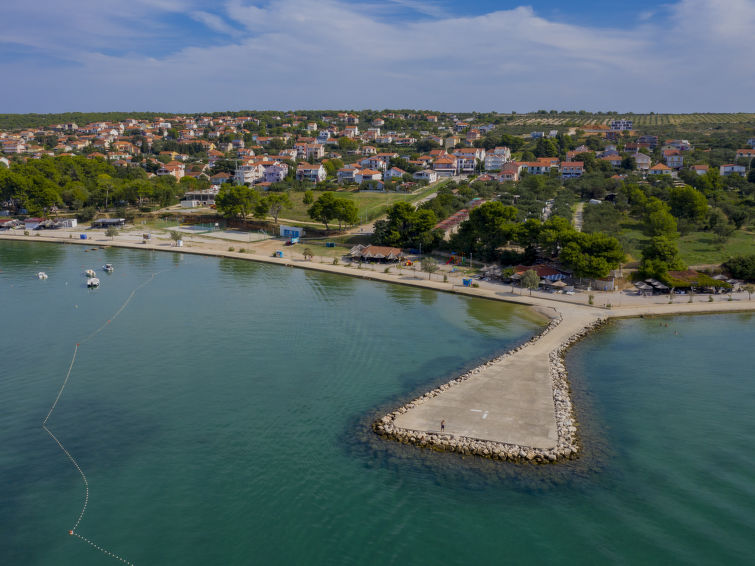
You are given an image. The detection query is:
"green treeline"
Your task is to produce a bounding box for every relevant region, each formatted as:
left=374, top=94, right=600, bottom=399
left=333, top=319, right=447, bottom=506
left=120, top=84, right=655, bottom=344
left=0, top=155, right=197, bottom=216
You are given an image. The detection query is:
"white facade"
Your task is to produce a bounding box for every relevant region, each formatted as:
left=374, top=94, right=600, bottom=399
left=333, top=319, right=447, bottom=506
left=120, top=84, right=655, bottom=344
left=485, top=153, right=509, bottom=171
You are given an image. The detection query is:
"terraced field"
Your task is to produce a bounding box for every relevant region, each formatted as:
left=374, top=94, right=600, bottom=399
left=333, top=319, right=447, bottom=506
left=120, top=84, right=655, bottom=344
left=507, top=113, right=755, bottom=127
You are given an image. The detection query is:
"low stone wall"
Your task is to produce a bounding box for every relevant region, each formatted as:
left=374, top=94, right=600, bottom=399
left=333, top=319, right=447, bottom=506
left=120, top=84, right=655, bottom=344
left=373, top=315, right=609, bottom=464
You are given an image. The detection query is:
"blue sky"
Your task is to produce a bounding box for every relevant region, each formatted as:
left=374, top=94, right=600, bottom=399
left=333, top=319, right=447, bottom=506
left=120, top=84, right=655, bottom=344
left=0, top=0, right=753, bottom=113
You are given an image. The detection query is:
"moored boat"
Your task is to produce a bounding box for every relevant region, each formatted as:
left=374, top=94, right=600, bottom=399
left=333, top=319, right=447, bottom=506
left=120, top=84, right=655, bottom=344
left=37, top=272, right=48, bottom=279
left=87, top=277, right=100, bottom=288
left=85, top=269, right=96, bottom=277
left=103, top=263, right=114, bottom=273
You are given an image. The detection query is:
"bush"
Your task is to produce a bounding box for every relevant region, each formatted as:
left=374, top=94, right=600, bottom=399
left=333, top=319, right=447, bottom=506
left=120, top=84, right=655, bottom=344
left=332, top=258, right=339, bottom=265
left=76, top=207, right=96, bottom=222
left=228, top=246, right=235, bottom=252
left=588, top=294, right=594, bottom=305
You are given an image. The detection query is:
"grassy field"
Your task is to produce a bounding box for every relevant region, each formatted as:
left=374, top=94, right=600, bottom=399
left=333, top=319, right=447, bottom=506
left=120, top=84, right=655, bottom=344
left=280, top=181, right=445, bottom=224
left=618, top=220, right=755, bottom=266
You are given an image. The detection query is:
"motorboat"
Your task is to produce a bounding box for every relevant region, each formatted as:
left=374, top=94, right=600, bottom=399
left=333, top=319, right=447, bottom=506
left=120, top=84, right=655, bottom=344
left=85, top=269, right=96, bottom=277
left=103, top=264, right=114, bottom=273
left=87, top=277, right=100, bottom=288
left=37, top=272, right=48, bottom=279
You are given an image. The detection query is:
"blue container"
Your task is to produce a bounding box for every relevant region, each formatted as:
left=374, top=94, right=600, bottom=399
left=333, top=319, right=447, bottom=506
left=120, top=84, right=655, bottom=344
left=463, top=278, right=472, bottom=287
left=80, top=234, right=87, bottom=240
left=325, top=242, right=335, bottom=248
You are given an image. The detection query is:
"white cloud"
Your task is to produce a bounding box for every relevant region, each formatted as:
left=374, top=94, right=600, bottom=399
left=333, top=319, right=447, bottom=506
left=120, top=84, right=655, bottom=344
left=189, top=10, right=239, bottom=35
left=0, top=0, right=752, bottom=112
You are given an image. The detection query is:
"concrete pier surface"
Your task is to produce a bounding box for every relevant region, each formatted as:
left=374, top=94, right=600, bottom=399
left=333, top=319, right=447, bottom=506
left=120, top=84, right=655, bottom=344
left=393, top=305, right=601, bottom=450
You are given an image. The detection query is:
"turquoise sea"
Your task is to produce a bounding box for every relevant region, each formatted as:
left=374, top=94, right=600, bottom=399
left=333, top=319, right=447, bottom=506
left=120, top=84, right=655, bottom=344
left=1, top=240, right=753, bottom=565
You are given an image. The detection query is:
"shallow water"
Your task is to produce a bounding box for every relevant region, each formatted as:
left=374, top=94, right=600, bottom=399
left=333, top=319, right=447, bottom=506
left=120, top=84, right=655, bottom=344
left=1, top=241, right=753, bottom=565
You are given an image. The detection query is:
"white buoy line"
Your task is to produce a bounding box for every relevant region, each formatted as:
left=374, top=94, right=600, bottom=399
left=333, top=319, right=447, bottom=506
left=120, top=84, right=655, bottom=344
left=42, top=270, right=163, bottom=565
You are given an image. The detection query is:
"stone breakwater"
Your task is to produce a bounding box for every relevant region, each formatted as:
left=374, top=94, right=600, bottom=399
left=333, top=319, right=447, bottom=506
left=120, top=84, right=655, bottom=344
left=373, top=315, right=609, bottom=464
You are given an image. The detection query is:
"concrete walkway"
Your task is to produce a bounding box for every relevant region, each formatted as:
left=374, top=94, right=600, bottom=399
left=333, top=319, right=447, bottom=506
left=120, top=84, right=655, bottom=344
left=393, top=305, right=600, bottom=449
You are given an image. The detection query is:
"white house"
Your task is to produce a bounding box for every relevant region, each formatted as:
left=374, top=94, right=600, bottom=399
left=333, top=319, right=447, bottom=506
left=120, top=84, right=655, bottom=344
left=413, top=170, right=438, bottom=183
left=634, top=153, right=651, bottom=171
left=355, top=169, right=382, bottom=183
left=234, top=163, right=264, bottom=185
left=296, top=163, right=327, bottom=183
left=719, top=164, right=746, bottom=177
left=383, top=167, right=406, bottom=181
left=263, top=162, right=289, bottom=183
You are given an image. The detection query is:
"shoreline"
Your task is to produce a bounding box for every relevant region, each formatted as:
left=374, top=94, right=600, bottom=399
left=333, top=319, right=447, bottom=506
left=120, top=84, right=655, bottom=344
left=4, top=233, right=754, bottom=465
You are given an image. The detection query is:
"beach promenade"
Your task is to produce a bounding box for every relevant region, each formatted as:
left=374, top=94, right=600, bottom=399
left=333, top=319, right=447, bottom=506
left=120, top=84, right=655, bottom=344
left=3, top=230, right=754, bottom=462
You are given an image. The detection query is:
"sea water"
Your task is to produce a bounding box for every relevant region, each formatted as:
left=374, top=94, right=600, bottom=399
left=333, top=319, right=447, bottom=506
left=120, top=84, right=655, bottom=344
left=1, top=240, right=753, bottom=565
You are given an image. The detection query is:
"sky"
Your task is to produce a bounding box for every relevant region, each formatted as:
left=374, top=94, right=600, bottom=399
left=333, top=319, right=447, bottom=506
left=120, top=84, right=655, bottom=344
left=0, top=0, right=753, bottom=114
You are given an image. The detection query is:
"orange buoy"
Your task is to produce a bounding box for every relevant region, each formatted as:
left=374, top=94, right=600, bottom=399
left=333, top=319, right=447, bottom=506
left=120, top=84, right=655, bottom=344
left=69, top=530, right=74, bottom=535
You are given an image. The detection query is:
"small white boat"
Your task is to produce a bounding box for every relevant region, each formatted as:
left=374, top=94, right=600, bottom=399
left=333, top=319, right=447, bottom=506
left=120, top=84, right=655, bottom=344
left=87, top=277, right=100, bottom=288
left=85, top=269, right=96, bottom=277
left=103, top=264, right=114, bottom=273
left=37, top=272, right=48, bottom=279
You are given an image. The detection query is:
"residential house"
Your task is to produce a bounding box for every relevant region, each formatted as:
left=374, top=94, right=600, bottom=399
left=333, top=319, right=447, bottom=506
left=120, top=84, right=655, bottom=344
left=296, top=163, right=327, bottom=183
left=735, top=148, right=755, bottom=161
left=690, top=164, right=709, bottom=175
left=663, top=149, right=684, bottom=169
left=355, top=169, right=382, bottom=183
left=2, top=140, right=26, bottom=154
left=208, top=150, right=225, bottom=166
left=638, top=135, right=659, bottom=149
left=359, top=156, right=387, bottom=171
left=525, top=158, right=559, bottom=175
left=719, top=164, right=746, bottom=177
left=500, top=162, right=524, bottom=182
left=454, top=147, right=486, bottom=161
left=383, top=167, right=406, bottom=181
left=634, top=153, right=652, bottom=171
left=305, top=143, right=324, bottom=161
left=343, top=126, right=359, bottom=138
left=610, top=119, right=633, bottom=131
left=413, top=169, right=438, bottom=183
left=432, top=155, right=457, bottom=177
left=234, top=162, right=265, bottom=185
left=210, top=172, right=232, bottom=185
left=434, top=209, right=470, bottom=240
left=361, top=145, right=377, bottom=156
left=665, top=139, right=692, bottom=151
left=375, top=152, right=399, bottom=165
left=262, top=162, right=289, bottom=183
left=600, top=155, right=623, bottom=168
left=484, top=152, right=509, bottom=171
left=559, top=161, right=584, bottom=179
left=156, top=161, right=185, bottom=180
left=337, top=165, right=360, bottom=184
left=648, top=163, right=672, bottom=175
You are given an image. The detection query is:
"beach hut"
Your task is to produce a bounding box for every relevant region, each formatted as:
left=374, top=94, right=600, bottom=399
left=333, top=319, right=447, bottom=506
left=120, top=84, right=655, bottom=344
left=348, top=245, right=404, bottom=263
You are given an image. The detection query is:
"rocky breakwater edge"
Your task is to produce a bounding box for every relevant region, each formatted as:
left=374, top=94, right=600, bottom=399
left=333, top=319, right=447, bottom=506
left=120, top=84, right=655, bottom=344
left=373, top=313, right=609, bottom=464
